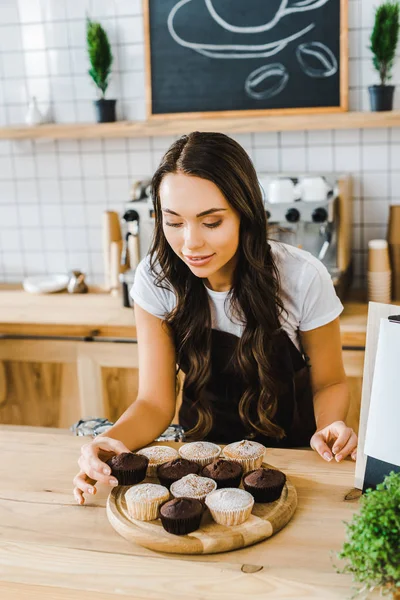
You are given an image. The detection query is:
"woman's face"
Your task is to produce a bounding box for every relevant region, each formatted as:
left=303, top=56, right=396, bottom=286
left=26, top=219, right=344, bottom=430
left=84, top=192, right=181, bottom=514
left=159, top=172, right=241, bottom=289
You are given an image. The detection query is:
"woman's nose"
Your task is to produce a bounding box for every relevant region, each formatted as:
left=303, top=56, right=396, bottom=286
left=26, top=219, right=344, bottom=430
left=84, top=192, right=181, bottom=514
left=184, top=225, right=204, bottom=249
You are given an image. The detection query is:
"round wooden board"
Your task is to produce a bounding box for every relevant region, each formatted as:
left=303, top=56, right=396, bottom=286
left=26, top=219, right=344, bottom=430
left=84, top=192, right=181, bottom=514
left=106, top=463, right=297, bottom=555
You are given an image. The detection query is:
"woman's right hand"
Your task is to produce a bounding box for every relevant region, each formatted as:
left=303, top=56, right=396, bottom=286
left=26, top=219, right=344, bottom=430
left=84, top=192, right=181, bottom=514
left=73, top=436, right=131, bottom=505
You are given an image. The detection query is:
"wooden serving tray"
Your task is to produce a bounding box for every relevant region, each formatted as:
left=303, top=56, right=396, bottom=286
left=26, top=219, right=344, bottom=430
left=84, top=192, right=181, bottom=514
left=106, top=462, right=297, bottom=555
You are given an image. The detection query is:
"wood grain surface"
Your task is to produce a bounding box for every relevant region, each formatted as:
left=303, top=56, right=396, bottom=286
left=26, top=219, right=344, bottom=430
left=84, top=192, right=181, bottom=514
left=0, top=426, right=383, bottom=599
left=107, top=463, right=297, bottom=555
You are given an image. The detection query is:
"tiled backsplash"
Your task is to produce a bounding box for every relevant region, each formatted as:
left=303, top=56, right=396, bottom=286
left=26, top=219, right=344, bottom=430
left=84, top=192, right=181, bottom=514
left=0, top=0, right=400, bottom=288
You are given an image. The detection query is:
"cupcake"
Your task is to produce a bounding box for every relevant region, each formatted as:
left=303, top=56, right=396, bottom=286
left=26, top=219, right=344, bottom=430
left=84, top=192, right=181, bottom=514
left=222, top=440, right=266, bottom=473
left=178, top=441, right=221, bottom=467
left=201, top=459, right=243, bottom=489
left=160, top=497, right=203, bottom=535
left=243, top=468, right=286, bottom=503
left=106, top=452, right=148, bottom=486
left=205, top=488, right=254, bottom=526
left=136, top=445, right=179, bottom=477
left=170, top=473, right=217, bottom=502
left=124, top=483, right=170, bottom=521
left=157, top=458, right=200, bottom=489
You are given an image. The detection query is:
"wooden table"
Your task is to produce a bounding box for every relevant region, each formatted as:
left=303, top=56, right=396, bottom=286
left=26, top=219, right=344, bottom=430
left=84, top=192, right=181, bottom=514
left=0, top=426, right=377, bottom=600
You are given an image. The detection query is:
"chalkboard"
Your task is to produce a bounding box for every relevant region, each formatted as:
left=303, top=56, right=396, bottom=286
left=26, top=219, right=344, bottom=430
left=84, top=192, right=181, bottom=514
left=144, top=0, right=348, bottom=118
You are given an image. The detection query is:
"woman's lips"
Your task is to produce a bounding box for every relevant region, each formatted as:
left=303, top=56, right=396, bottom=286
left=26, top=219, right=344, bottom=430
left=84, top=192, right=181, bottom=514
left=184, top=254, right=215, bottom=266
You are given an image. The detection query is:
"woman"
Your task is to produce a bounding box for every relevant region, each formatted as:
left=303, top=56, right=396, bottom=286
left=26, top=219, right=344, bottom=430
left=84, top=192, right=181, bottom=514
left=73, top=132, right=357, bottom=505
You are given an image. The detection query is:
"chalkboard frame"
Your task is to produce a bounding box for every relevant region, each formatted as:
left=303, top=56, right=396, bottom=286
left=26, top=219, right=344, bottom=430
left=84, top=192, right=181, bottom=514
left=143, top=0, right=348, bottom=119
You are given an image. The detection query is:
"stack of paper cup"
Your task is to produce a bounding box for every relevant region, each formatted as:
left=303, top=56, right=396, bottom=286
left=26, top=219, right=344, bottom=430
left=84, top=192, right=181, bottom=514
left=388, top=205, right=400, bottom=301
left=367, top=239, right=392, bottom=303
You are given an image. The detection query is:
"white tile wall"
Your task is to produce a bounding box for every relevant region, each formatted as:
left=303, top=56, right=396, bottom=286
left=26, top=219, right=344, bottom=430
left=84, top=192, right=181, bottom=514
left=0, top=0, right=399, bottom=287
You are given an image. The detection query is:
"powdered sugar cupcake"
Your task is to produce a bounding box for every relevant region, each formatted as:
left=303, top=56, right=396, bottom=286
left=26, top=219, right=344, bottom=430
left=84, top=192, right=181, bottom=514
left=170, top=473, right=217, bottom=502
left=222, top=440, right=265, bottom=473
left=136, top=445, right=179, bottom=477
left=125, top=483, right=170, bottom=521
left=178, top=441, right=221, bottom=467
left=205, top=488, right=254, bottom=526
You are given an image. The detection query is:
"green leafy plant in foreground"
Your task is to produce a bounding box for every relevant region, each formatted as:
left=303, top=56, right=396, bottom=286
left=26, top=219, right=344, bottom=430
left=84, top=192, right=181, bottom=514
left=336, top=471, right=400, bottom=599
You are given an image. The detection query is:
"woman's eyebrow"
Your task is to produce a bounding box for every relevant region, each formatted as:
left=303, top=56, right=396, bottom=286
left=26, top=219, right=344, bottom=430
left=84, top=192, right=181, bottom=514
left=162, top=208, right=227, bottom=217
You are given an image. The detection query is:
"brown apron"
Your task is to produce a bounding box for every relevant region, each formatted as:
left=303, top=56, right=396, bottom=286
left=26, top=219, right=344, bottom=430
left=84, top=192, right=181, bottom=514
left=178, top=328, right=316, bottom=448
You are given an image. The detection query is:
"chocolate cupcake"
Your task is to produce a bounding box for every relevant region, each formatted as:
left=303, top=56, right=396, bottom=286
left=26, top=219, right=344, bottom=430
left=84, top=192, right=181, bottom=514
left=160, top=497, right=203, bottom=535
left=201, top=459, right=243, bottom=489
left=243, top=468, right=286, bottom=503
left=106, top=452, right=148, bottom=486
left=157, top=458, right=200, bottom=489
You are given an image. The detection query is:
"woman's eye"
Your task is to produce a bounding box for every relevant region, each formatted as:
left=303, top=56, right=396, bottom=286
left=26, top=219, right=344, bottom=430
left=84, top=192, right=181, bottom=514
left=165, top=222, right=183, bottom=228
left=204, top=220, right=222, bottom=229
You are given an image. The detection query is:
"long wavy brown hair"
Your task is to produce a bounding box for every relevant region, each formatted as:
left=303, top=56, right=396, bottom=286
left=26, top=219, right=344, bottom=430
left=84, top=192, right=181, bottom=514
left=148, top=131, right=286, bottom=440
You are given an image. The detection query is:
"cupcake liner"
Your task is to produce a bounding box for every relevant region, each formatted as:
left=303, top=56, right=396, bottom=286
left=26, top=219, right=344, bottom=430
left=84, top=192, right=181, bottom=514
left=126, top=497, right=167, bottom=521
left=160, top=513, right=202, bottom=535
left=108, top=463, right=148, bottom=486
left=107, top=454, right=149, bottom=486
left=223, top=454, right=264, bottom=474
left=243, top=485, right=283, bottom=503
left=125, top=484, right=170, bottom=521
left=207, top=503, right=253, bottom=526
left=205, top=488, right=254, bottom=526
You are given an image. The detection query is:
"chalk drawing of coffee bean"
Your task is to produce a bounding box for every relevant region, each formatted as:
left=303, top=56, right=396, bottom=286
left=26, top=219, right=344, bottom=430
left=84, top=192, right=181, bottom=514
left=245, top=63, right=289, bottom=100
left=296, top=41, right=338, bottom=77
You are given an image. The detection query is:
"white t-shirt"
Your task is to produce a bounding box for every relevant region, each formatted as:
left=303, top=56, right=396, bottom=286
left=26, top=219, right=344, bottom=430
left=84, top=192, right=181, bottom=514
left=130, top=241, right=343, bottom=353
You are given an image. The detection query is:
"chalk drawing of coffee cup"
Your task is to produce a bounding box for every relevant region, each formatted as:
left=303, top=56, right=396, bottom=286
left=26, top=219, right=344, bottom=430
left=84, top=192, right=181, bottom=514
left=167, top=0, right=333, bottom=60
left=245, top=64, right=289, bottom=99
left=296, top=41, right=338, bottom=77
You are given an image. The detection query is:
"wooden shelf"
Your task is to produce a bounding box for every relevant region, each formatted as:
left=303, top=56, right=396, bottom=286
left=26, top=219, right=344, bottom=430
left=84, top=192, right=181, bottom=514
left=1, top=110, right=400, bottom=140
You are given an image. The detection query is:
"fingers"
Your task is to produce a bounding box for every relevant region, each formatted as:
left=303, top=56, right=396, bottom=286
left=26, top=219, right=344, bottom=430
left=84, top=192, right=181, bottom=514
left=72, top=471, right=97, bottom=505
left=310, top=430, right=333, bottom=462
left=334, top=433, right=358, bottom=462
left=78, top=453, right=114, bottom=485
left=80, top=440, right=121, bottom=484
left=73, top=436, right=126, bottom=505
left=332, top=427, right=352, bottom=457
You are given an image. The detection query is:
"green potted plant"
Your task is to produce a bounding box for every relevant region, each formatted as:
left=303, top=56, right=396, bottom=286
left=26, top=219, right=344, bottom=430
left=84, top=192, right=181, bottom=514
left=368, top=1, right=400, bottom=111
left=335, top=471, right=400, bottom=599
left=86, top=17, right=116, bottom=122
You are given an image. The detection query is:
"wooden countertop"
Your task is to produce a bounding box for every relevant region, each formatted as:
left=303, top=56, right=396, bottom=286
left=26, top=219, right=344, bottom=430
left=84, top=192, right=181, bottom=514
left=0, top=286, right=370, bottom=345
left=0, top=288, right=136, bottom=338
left=0, top=426, right=375, bottom=600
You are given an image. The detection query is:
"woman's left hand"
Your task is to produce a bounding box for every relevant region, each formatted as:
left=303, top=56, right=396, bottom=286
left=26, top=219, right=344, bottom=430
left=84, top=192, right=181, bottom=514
left=310, top=420, right=358, bottom=462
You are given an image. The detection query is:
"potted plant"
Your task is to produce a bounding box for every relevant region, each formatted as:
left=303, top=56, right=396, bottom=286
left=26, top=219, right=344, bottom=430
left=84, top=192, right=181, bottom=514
left=368, top=1, right=399, bottom=111
left=86, top=17, right=116, bottom=122
left=335, top=470, right=400, bottom=599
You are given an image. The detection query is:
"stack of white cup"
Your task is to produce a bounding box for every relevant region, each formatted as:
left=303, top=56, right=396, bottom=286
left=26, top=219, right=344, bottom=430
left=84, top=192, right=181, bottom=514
left=367, top=239, right=392, bottom=303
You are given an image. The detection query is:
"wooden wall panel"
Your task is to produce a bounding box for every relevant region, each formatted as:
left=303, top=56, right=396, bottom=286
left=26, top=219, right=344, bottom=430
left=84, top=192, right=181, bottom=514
left=102, top=367, right=139, bottom=423
left=0, top=361, right=62, bottom=427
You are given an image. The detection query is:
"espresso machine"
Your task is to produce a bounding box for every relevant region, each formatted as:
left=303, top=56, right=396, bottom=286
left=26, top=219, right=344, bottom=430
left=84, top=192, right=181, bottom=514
left=258, top=173, right=353, bottom=299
